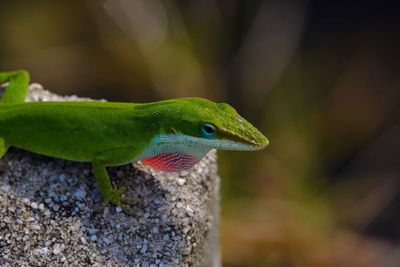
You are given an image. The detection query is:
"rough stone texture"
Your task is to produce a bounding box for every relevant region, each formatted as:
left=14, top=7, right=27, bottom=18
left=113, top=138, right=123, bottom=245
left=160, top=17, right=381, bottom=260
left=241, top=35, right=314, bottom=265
left=0, top=84, right=220, bottom=266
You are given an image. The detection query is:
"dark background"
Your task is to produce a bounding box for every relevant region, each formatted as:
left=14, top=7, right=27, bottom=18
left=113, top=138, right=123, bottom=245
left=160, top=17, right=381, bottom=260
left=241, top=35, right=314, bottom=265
left=1, top=1, right=400, bottom=266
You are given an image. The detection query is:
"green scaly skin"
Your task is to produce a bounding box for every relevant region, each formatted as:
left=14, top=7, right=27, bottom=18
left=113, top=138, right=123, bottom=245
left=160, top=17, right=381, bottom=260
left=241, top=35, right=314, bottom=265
left=0, top=70, right=269, bottom=212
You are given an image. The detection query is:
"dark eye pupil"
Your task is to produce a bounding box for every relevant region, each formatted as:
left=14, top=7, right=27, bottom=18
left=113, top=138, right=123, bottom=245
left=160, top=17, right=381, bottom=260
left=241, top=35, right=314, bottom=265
left=201, top=124, right=216, bottom=138
left=203, top=125, right=214, bottom=134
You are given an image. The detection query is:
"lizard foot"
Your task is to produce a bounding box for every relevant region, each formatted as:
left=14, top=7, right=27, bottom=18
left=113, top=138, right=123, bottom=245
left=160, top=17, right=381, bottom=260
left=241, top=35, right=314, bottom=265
left=103, top=188, right=143, bottom=215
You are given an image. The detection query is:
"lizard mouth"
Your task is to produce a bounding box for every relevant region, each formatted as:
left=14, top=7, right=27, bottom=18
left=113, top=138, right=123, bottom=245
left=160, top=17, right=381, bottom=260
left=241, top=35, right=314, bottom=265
left=217, top=128, right=269, bottom=150
left=211, top=138, right=268, bottom=151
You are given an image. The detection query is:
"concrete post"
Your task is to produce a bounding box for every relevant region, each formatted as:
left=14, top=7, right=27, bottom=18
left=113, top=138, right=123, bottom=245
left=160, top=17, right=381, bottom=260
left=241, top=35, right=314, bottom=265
left=0, top=84, right=221, bottom=266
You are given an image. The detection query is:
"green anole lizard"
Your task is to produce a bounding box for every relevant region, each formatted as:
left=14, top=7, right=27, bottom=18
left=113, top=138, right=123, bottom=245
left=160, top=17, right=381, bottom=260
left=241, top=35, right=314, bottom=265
left=0, top=70, right=269, bottom=210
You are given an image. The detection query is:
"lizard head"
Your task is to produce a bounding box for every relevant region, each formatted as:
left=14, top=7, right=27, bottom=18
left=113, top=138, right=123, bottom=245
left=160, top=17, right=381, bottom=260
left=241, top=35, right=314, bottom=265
left=139, top=97, right=269, bottom=172
left=175, top=97, right=269, bottom=150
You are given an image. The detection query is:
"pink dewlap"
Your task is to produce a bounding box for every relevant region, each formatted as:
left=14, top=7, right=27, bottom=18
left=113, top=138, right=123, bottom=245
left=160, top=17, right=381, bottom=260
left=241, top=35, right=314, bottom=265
left=141, top=152, right=200, bottom=172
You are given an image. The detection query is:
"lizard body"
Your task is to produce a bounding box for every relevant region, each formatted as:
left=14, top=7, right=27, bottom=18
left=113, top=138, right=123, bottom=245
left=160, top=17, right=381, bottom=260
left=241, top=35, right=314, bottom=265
left=0, top=70, right=269, bottom=210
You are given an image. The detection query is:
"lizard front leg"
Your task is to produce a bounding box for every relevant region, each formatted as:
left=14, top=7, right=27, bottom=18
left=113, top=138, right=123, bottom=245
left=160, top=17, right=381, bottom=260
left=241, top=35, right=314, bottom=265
left=92, top=147, right=140, bottom=213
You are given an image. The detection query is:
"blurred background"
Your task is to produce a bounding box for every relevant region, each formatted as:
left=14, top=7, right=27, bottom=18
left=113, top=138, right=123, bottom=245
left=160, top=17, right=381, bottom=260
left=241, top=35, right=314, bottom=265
left=1, top=0, right=400, bottom=266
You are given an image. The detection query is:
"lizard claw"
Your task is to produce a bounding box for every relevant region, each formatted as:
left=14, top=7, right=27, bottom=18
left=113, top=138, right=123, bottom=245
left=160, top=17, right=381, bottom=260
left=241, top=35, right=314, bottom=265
left=101, top=187, right=143, bottom=215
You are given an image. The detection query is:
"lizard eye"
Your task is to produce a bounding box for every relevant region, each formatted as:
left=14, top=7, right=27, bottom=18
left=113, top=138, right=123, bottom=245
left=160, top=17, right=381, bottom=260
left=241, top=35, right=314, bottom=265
left=200, top=124, right=217, bottom=139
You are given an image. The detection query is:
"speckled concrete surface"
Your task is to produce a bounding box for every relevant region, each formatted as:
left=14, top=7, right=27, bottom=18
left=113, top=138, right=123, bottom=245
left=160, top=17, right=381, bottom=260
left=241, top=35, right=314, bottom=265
left=0, top=84, right=220, bottom=266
